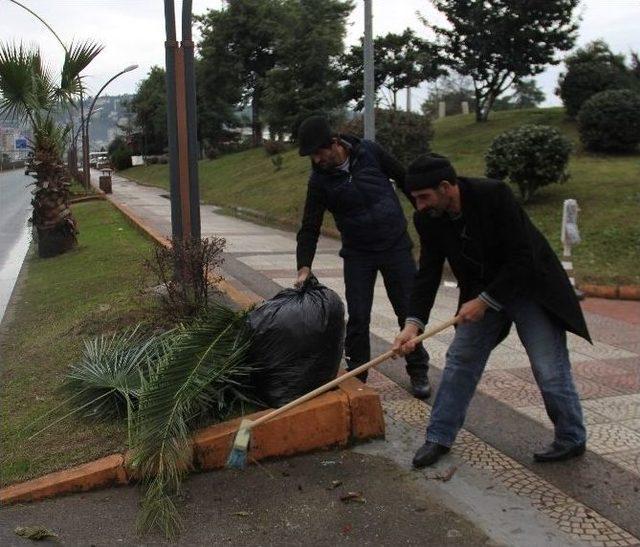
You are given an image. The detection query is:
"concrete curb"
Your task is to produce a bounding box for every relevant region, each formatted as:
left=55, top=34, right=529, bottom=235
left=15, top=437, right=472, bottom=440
left=0, top=380, right=383, bottom=506
left=0, top=186, right=385, bottom=506
left=69, top=194, right=105, bottom=205
left=580, top=283, right=640, bottom=301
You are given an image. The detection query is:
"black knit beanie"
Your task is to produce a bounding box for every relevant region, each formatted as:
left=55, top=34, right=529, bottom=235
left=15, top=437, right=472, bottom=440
left=406, top=154, right=457, bottom=192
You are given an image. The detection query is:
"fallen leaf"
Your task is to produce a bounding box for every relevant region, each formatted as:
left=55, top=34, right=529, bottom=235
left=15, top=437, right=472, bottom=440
left=15, top=526, right=58, bottom=540
left=424, top=465, right=458, bottom=482
left=233, top=511, right=250, bottom=517
left=340, top=492, right=366, bottom=504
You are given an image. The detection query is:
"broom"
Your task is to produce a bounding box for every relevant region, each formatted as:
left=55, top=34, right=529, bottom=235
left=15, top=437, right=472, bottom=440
left=227, top=316, right=458, bottom=469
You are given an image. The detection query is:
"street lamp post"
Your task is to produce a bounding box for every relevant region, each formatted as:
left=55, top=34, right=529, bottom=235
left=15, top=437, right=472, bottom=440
left=82, top=64, right=138, bottom=189
left=363, top=0, right=375, bottom=140
left=164, top=0, right=201, bottom=244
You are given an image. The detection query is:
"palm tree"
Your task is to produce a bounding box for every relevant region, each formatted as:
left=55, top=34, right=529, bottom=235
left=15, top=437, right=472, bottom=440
left=0, top=40, right=103, bottom=257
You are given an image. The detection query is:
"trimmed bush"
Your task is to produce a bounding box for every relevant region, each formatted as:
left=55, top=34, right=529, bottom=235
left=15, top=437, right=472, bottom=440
left=577, top=89, right=640, bottom=152
left=485, top=125, right=572, bottom=202
left=558, top=62, right=630, bottom=118
left=110, top=146, right=132, bottom=170
left=339, top=109, right=433, bottom=167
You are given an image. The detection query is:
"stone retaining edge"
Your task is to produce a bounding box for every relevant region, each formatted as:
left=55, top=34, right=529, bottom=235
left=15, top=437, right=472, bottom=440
left=1, top=379, right=383, bottom=506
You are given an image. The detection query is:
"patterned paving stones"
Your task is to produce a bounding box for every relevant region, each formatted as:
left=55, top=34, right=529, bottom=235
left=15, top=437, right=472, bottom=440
left=586, top=424, right=640, bottom=454
left=582, top=394, right=640, bottom=422
left=369, top=369, right=640, bottom=547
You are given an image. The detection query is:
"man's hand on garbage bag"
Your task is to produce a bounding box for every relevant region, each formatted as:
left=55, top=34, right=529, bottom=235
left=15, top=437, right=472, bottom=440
left=392, top=323, right=420, bottom=357
left=295, top=266, right=311, bottom=288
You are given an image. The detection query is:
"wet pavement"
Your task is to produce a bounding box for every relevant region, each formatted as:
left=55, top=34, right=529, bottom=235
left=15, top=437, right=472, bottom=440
left=0, top=169, right=32, bottom=323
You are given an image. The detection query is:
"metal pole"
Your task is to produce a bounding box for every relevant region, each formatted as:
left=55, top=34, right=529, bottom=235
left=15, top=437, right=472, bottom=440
left=164, top=0, right=183, bottom=241
left=182, top=0, right=201, bottom=240
left=363, top=0, right=375, bottom=140
left=82, top=66, right=138, bottom=187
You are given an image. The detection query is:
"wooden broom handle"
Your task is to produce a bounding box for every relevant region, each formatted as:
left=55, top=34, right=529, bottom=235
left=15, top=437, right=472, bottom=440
left=248, top=316, right=459, bottom=430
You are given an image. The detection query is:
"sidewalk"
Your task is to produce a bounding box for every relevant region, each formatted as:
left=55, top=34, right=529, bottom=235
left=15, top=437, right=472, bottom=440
left=10, top=170, right=633, bottom=546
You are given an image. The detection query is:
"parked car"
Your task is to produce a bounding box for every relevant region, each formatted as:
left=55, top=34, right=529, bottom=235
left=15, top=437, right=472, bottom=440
left=96, top=156, right=110, bottom=170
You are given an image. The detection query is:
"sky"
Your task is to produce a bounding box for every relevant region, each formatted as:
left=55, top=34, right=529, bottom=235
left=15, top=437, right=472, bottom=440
left=1, top=0, right=639, bottom=110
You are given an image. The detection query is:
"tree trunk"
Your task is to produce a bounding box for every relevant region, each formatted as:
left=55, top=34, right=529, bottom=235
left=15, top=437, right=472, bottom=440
left=474, top=88, right=484, bottom=122
left=32, top=187, right=78, bottom=258
left=480, top=90, right=500, bottom=122
left=251, top=94, right=262, bottom=146
left=37, top=225, right=77, bottom=258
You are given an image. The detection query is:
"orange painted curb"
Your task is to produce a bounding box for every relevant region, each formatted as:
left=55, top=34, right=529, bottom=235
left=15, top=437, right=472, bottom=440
left=193, top=390, right=352, bottom=470
left=0, top=454, right=127, bottom=505
left=338, top=376, right=385, bottom=440
left=618, top=285, right=640, bottom=300
left=580, top=283, right=640, bottom=301
left=69, top=194, right=105, bottom=204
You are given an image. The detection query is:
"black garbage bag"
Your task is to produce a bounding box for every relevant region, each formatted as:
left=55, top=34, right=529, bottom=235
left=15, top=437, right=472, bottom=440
left=247, top=276, right=345, bottom=408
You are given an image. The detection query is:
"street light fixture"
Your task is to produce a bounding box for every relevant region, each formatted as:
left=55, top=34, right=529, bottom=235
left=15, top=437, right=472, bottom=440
left=81, top=64, right=138, bottom=188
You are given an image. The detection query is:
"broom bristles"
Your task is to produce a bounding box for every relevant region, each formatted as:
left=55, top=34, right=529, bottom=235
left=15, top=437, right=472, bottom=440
left=226, top=446, right=248, bottom=469
left=226, top=419, right=252, bottom=469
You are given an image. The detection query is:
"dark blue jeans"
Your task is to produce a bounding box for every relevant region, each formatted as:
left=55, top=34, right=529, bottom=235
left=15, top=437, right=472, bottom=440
left=427, top=297, right=586, bottom=448
left=343, top=247, right=429, bottom=381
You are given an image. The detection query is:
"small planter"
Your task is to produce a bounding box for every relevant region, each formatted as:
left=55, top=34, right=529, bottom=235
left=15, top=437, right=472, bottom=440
left=99, top=175, right=112, bottom=194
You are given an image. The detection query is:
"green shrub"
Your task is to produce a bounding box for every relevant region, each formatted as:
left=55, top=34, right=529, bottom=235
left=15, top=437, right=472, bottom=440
left=577, top=89, right=640, bottom=152
left=558, top=62, right=630, bottom=118
left=339, top=109, right=433, bottom=167
left=110, top=146, right=132, bottom=170
left=485, top=125, right=572, bottom=202
left=557, top=40, right=634, bottom=118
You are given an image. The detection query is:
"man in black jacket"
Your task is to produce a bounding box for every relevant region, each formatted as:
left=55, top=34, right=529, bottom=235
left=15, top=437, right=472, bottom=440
left=296, top=115, right=430, bottom=398
left=393, top=154, right=589, bottom=467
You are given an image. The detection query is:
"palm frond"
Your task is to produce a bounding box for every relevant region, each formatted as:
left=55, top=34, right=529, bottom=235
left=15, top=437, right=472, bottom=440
left=136, top=478, right=184, bottom=541
left=59, top=39, right=104, bottom=98
left=0, top=42, right=38, bottom=122
left=62, top=325, right=174, bottom=421
left=131, top=303, right=256, bottom=537
left=31, top=112, right=71, bottom=157
left=30, top=50, right=57, bottom=110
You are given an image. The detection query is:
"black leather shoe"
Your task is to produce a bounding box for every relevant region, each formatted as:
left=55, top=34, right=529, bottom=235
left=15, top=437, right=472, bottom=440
left=412, top=441, right=450, bottom=468
left=410, top=375, right=432, bottom=399
left=533, top=442, right=586, bottom=463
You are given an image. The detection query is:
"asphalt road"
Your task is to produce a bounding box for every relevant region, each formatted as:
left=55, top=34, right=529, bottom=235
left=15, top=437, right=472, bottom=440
left=0, top=168, right=32, bottom=322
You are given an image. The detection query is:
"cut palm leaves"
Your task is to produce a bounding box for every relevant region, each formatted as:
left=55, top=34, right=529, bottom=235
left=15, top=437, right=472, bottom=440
left=62, top=326, right=174, bottom=421
left=130, top=303, right=256, bottom=539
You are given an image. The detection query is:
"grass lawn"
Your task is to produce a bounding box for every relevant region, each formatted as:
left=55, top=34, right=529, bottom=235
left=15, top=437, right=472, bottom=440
left=0, top=200, right=158, bottom=486
left=122, top=107, right=640, bottom=285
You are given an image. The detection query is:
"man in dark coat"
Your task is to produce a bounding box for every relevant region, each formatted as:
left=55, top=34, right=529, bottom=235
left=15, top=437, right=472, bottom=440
left=393, top=154, right=589, bottom=467
left=295, top=115, right=431, bottom=398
